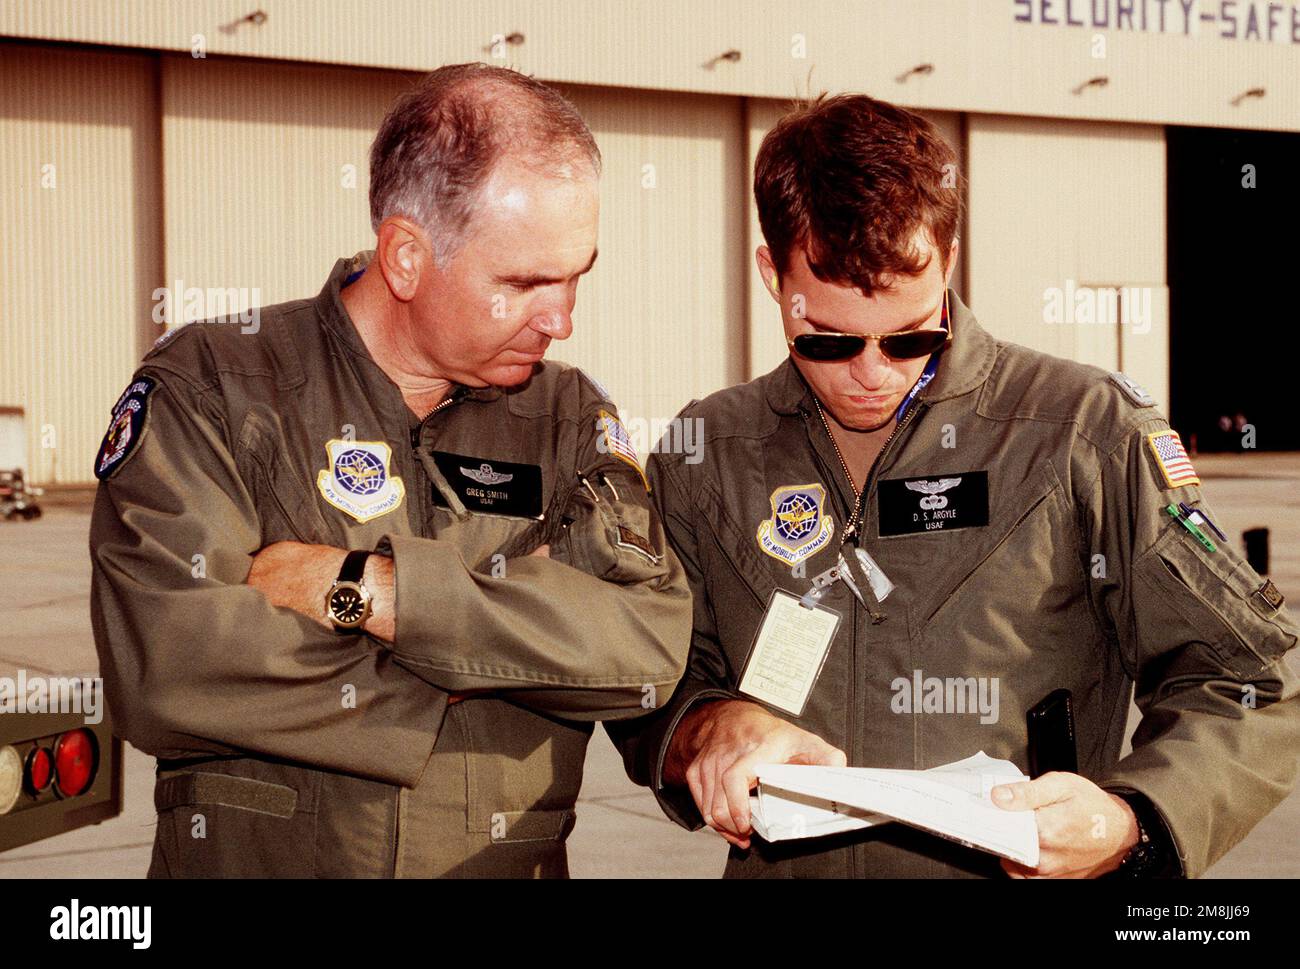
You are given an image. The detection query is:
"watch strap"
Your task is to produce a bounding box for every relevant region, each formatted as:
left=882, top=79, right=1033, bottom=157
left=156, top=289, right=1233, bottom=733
left=337, top=549, right=370, bottom=584
left=1112, top=789, right=1181, bottom=878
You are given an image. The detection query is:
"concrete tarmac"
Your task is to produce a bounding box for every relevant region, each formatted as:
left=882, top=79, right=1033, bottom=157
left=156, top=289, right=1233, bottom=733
left=2, top=452, right=1297, bottom=878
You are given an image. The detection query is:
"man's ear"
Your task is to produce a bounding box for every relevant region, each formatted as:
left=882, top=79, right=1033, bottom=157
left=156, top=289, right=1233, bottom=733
left=375, top=218, right=427, bottom=303
left=755, top=246, right=781, bottom=304
left=944, top=237, right=960, bottom=288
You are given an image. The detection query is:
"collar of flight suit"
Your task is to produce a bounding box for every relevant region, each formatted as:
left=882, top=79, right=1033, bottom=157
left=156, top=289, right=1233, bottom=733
left=762, top=287, right=1000, bottom=416
left=312, top=250, right=504, bottom=409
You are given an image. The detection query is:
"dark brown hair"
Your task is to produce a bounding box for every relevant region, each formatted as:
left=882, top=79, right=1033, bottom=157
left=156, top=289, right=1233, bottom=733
left=754, top=93, right=962, bottom=295
left=369, top=63, right=600, bottom=264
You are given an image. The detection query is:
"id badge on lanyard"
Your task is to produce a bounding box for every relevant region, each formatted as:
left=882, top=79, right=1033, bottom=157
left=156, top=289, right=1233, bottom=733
left=737, top=588, right=842, bottom=717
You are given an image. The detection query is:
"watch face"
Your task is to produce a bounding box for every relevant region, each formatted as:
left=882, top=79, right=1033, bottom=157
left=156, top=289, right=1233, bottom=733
left=329, top=586, right=368, bottom=626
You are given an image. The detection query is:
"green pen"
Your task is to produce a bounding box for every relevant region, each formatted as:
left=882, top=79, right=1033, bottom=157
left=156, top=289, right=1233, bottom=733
left=1165, top=503, right=1216, bottom=552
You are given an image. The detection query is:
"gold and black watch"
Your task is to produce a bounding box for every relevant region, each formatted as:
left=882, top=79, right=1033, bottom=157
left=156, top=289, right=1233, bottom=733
left=325, top=550, right=372, bottom=633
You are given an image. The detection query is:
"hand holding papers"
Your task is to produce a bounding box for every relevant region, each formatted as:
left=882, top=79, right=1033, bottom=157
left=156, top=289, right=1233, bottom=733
left=749, top=751, right=1040, bottom=867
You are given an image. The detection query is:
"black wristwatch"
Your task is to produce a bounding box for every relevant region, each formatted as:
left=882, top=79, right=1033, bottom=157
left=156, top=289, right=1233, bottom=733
left=1114, top=790, right=1177, bottom=878
left=325, top=550, right=372, bottom=633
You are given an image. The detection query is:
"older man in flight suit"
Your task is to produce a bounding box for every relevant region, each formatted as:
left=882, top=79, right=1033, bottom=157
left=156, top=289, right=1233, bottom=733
left=608, top=93, right=1300, bottom=878
left=90, top=64, right=690, bottom=878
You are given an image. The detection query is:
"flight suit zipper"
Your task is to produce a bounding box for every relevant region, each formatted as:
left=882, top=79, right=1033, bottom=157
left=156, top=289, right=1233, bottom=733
left=409, top=390, right=465, bottom=448
left=848, top=401, right=927, bottom=546
left=408, top=390, right=469, bottom=531
left=806, top=398, right=926, bottom=880
left=394, top=389, right=465, bottom=878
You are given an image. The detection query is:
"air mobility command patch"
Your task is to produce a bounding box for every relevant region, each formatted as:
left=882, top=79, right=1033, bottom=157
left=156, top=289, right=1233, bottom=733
left=316, top=439, right=405, bottom=523
left=1146, top=429, right=1200, bottom=489
left=597, top=410, right=648, bottom=489
left=94, top=376, right=157, bottom=480
left=756, top=483, right=835, bottom=565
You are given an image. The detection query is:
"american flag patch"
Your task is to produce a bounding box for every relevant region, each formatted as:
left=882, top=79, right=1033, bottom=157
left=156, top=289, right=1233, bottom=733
left=598, top=410, right=647, bottom=488
left=1146, top=430, right=1200, bottom=489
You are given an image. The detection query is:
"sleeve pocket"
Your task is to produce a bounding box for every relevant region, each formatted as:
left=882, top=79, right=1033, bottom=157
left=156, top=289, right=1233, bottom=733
left=554, top=466, right=672, bottom=584
left=1146, top=527, right=1297, bottom=676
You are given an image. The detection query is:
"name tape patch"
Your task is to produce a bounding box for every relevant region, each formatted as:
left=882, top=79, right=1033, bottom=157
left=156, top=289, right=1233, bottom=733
left=429, top=451, right=543, bottom=520
left=878, top=470, right=989, bottom=536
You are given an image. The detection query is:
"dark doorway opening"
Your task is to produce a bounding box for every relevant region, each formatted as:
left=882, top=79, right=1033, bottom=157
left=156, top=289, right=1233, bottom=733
left=1167, top=126, right=1300, bottom=452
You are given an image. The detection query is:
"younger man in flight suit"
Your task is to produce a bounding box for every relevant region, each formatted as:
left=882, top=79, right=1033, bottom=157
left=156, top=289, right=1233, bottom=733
left=609, top=93, right=1299, bottom=879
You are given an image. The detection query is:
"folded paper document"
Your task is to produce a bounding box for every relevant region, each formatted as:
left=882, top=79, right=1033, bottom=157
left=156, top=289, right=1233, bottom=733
left=750, top=751, right=1040, bottom=867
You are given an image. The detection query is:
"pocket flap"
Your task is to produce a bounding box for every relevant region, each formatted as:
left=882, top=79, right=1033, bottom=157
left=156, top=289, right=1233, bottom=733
left=155, top=771, right=298, bottom=819
left=471, top=808, right=577, bottom=843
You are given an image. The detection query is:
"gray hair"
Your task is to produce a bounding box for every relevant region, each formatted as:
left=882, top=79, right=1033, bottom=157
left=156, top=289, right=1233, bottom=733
left=368, top=63, right=601, bottom=265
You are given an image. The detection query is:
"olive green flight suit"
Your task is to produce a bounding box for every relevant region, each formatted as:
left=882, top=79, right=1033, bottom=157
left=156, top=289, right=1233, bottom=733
left=90, top=252, right=691, bottom=878
left=608, top=288, right=1300, bottom=878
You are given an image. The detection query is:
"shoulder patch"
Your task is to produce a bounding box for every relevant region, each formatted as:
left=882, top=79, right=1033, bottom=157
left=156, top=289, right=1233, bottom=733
left=94, top=376, right=157, bottom=480
left=148, top=323, right=188, bottom=355
left=1146, top=429, right=1200, bottom=489
left=579, top=368, right=612, bottom=402
left=1109, top=372, right=1155, bottom=407
left=596, top=410, right=647, bottom=489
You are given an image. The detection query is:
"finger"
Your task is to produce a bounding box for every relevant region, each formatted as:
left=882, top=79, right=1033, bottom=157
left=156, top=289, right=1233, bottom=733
left=711, top=760, right=744, bottom=836
left=719, top=761, right=755, bottom=836
left=717, top=828, right=750, bottom=850
left=786, top=737, right=847, bottom=769
left=695, top=753, right=720, bottom=830
left=992, top=774, right=1073, bottom=812
left=1001, top=857, right=1039, bottom=878
left=685, top=759, right=707, bottom=825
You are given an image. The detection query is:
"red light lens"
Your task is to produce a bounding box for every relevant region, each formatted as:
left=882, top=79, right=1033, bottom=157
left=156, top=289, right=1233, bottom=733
left=53, top=730, right=97, bottom=797
left=25, top=746, right=53, bottom=793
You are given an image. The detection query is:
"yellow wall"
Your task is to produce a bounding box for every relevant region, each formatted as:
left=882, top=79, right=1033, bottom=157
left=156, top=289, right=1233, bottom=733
left=966, top=115, right=1169, bottom=411
left=0, top=44, right=161, bottom=484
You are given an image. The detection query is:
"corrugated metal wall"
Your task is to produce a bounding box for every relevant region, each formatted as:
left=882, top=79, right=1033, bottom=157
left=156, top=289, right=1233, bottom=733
left=0, top=44, right=160, bottom=485
left=966, top=115, right=1169, bottom=412
left=160, top=56, right=412, bottom=314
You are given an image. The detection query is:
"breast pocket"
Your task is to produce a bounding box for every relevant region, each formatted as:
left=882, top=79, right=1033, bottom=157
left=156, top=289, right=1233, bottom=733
left=913, top=463, right=1075, bottom=644
left=237, top=410, right=332, bottom=546
left=698, top=481, right=778, bottom=615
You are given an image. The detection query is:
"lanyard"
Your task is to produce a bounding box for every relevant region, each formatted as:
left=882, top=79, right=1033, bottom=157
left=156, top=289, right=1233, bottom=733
left=894, top=352, right=939, bottom=423
left=894, top=295, right=949, bottom=422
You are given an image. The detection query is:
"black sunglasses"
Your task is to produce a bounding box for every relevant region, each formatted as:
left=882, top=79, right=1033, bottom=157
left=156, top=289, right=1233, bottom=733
left=788, top=291, right=951, bottom=362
